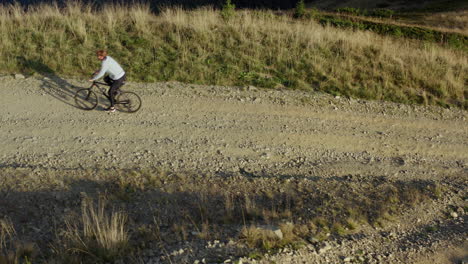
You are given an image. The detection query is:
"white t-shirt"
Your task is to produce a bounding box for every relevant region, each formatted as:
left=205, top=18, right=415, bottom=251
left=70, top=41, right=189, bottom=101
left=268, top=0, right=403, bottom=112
left=92, top=56, right=125, bottom=81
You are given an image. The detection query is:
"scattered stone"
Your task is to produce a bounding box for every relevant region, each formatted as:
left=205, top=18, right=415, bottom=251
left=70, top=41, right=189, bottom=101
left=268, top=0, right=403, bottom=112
left=14, top=74, right=25, bottom=79
left=450, top=212, right=458, bottom=218
left=344, top=257, right=352, bottom=262
left=274, top=229, right=283, bottom=239
left=319, top=242, right=332, bottom=254
left=308, top=236, right=319, bottom=243
left=394, top=157, right=406, bottom=166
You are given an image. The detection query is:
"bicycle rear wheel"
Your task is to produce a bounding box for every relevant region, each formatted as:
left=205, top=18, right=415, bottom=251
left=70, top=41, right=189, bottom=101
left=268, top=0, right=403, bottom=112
left=115, top=92, right=142, bottom=113
left=74, top=89, right=98, bottom=110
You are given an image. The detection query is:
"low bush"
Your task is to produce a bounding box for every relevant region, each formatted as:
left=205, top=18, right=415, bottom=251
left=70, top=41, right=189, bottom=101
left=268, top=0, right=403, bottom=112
left=336, top=7, right=363, bottom=16
left=370, top=8, right=395, bottom=18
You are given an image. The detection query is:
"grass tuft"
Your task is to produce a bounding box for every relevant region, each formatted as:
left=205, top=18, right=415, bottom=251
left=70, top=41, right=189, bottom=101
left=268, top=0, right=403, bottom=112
left=62, top=196, right=128, bottom=262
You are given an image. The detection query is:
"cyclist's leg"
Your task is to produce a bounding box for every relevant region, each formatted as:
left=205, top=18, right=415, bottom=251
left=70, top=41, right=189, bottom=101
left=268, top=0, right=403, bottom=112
left=104, top=75, right=114, bottom=86
left=108, top=75, right=126, bottom=107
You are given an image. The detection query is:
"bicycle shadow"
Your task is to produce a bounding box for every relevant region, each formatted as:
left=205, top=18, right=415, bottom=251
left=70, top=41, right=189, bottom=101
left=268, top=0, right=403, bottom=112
left=16, top=57, right=108, bottom=111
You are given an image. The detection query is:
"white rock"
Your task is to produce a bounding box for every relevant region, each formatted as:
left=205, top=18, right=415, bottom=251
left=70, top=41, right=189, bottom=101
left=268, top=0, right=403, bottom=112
left=451, top=212, right=458, bottom=218
left=14, top=74, right=25, bottom=79
left=319, top=243, right=332, bottom=254
left=344, top=257, right=352, bottom=262
left=274, top=229, right=283, bottom=239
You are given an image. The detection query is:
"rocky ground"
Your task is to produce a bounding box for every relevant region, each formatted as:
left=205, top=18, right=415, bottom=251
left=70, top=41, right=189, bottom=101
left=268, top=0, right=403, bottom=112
left=0, top=74, right=467, bottom=263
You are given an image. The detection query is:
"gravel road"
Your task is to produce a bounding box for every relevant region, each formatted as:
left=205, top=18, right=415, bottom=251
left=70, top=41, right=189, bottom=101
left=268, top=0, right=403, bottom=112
left=0, top=74, right=467, bottom=263
left=1, top=75, right=466, bottom=179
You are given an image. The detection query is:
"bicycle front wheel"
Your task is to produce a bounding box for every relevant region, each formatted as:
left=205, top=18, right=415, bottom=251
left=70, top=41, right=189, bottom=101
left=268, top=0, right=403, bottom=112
left=115, top=92, right=142, bottom=113
left=74, top=89, right=98, bottom=110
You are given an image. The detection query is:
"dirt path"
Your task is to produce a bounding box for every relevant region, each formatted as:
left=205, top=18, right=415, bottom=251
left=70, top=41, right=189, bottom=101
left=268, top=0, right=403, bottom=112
left=0, top=74, right=467, bottom=263
left=1, top=75, right=466, bottom=178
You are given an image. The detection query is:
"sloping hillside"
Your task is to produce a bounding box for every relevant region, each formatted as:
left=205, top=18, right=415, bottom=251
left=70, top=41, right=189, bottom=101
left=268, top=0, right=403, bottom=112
left=6, top=0, right=468, bottom=10
left=307, top=0, right=468, bottom=11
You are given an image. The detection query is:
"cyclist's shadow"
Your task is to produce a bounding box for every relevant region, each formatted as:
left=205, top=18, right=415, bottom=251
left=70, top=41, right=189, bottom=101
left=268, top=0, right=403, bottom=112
left=17, top=57, right=107, bottom=110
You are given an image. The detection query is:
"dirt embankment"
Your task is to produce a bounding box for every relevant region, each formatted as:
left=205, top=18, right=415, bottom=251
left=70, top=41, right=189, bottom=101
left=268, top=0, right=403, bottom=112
left=0, top=74, right=467, bottom=263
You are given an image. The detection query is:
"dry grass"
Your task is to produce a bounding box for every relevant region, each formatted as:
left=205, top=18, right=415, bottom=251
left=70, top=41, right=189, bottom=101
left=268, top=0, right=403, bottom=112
left=62, top=197, right=128, bottom=262
left=0, top=219, right=15, bottom=251
left=0, top=219, right=35, bottom=264
left=0, top=2, right=466, bottom=108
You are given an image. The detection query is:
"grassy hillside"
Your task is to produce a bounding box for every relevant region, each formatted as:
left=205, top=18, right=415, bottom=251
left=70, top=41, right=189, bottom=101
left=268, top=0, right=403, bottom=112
left=2, top=0, right=298, bottom=9
left=0, top=2, right=466, bottom=108
left=306, top=0, right=468, bottom=35
left=307, top=0, right=468, bottom=11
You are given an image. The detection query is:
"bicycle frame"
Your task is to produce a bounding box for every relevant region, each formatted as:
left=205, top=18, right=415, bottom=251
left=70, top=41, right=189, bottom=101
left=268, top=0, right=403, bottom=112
left=90, top=81, right=112, bottom=100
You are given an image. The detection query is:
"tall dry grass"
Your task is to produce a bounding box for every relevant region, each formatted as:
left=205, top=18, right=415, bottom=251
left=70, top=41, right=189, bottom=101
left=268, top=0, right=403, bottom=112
left=63, top=197, right=128, bottom=261
left=0, top=2, right=466, bottom=107
left=0, top=218, right=15, bottom=251
left=0, top=218, right=35, bottom=264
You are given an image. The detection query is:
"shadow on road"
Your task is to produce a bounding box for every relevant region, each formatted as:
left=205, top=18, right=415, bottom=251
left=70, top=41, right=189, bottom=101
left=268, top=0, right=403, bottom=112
left=0, top=166, right=465, bottom=263
left=16, top=57, right=107, bottom=111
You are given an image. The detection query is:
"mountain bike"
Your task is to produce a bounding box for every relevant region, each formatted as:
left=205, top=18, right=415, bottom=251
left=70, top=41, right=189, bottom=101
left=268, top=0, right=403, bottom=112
left=74, top=81, right=142, bottom=113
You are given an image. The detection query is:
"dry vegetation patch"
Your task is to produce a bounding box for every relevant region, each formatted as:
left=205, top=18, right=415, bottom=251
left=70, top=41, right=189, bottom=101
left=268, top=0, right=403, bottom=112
left=0, top=167, right=450, bottom=263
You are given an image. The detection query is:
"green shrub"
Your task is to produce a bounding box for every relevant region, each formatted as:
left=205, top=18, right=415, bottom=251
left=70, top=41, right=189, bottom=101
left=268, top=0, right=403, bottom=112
left=294, top=0, right=306, bottom=18
left=370, top=8, right=395, bottom=18
left=336, top=7, right=362, bottom=16
left=221, top=0, right=236, bottom=21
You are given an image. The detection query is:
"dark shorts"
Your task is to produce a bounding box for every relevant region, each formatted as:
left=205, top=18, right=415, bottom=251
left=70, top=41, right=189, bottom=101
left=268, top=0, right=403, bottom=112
left=105, top=74, right=126, bottom=106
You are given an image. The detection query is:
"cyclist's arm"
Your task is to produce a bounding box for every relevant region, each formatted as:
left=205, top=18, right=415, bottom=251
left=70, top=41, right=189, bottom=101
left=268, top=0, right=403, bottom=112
left=91, top=61, right=108, bottom=81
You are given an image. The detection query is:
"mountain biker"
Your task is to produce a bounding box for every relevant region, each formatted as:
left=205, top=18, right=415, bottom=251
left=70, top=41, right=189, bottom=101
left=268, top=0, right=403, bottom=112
left=89, top=50, right=126, bottom=113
